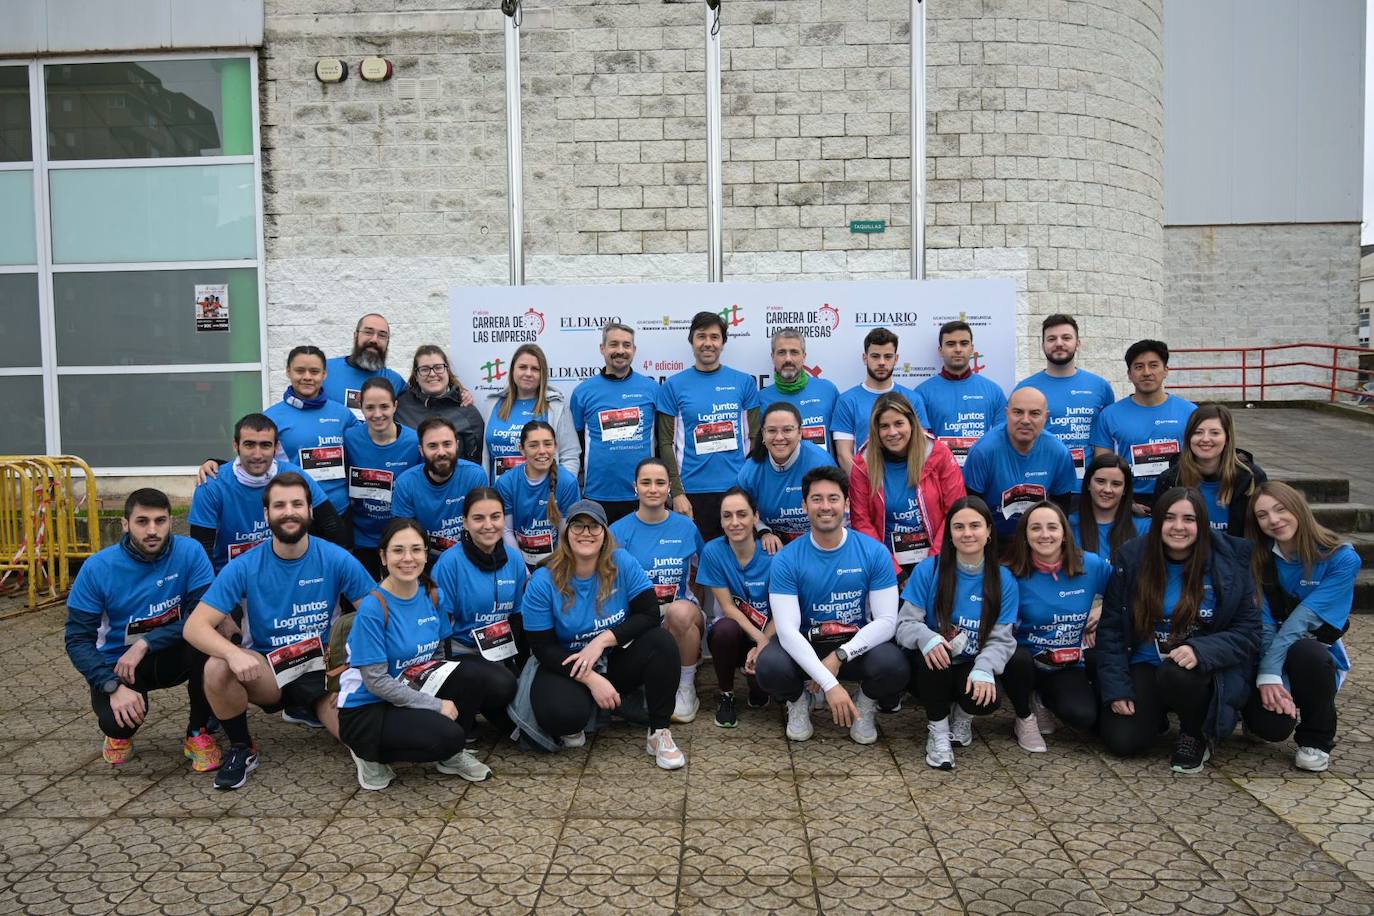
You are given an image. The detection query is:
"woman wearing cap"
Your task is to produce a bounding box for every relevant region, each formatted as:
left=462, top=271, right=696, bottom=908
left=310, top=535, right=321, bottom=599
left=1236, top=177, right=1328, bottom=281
left=520, top=499, right=686, bottom=769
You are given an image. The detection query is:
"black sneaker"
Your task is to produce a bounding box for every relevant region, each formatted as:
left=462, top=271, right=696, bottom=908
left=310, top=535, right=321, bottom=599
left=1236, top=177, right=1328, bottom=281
left=746, top=683, right=769, bottom=709
left=878, top=697, right=903, bottom=714
left=714, top=692, right=739, bottom=728
left=282, top=706, right=323, bottom=728
left=1170, top=734, right=1211, bottom=774
left=214, top=744, right=259, bottom=791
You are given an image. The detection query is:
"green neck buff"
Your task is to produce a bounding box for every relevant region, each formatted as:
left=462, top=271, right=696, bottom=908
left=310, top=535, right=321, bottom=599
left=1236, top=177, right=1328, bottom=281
left=773, top=372, right=809, bottom=395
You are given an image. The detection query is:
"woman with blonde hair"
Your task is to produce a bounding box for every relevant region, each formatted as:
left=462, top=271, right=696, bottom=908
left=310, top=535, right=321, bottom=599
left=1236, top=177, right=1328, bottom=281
left=1156, top=404, right=1266, bottom=537
left=482, top=343, right=579, bottom=481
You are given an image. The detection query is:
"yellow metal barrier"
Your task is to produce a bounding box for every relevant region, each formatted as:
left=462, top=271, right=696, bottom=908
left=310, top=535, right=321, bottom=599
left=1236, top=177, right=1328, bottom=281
left=0, top=456, right=101, bottom=609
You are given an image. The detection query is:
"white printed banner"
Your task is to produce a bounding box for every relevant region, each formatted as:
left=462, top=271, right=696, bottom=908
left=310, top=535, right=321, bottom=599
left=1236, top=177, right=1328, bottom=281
left=450, top=278, right=1018, bottom=410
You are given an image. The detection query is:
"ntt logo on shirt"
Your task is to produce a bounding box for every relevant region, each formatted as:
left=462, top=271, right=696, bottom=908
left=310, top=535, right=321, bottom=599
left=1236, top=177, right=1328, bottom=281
left=298, top=577, right=324, bottom=587
left=836, top=567, right=863, bottom=575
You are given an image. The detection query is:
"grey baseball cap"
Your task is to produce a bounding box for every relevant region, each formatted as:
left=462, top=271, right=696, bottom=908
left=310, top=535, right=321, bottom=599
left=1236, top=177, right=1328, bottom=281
left=565, top=499, right=609, bottom=529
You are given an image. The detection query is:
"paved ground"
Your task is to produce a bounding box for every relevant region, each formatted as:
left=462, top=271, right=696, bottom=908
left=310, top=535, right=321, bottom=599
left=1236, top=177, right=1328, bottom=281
left=1232, top=406, right=1374, bottom=505
left=2, top=598, right=1374, bottom=916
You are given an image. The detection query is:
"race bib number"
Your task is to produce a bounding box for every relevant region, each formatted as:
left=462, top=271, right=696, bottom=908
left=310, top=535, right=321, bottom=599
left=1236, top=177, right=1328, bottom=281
left=299, top=445, right=345, bottom=482
left=402, top=659, right=460, bottom=696
left=125, top=605, right=180, bottom=644
left=494, top=456, right=526, bottom=478
left=808, top=620, right=860, bottom=654
left=1034, top=646, right=1083, bottom=669
left=1131, top=441, right=1179, bottom=478
left=1000, top=483, right=1046, bottom=521
left=944, top=628, right=971, bottom=659
left=598, top=406, right=643, bottom=442
left=348, top=467, right=394, bottom=505
left=267, top=635, right=325, bottom=687
left=516, top=530, right=553, bottom=565
left=472, top=620, right=518, bottom=662
left=345, top=389, right=364, bottom=420
left=891, top=529, right=931, bottom=567
left=938, top=437, right=977, bottom=467
left=734, top=596, right=768, bottom=629
left=694, top=420, right=739, bottom=455
left=780, top=529, right=807, bottom=544
left=1070, top=447, right=1086, bottom=480
left=801, top=424, right=826, bottom=444
left=653, top=583, right=679, bottom=606
left=431, top=533, right=458, bottom=551
left=228, top=539, right=261, bottom=560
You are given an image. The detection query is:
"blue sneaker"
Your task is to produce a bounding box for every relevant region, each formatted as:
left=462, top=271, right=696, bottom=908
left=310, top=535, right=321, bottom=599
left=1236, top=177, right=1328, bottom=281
left=281, top=706, right=323, bottom=729
left=213, top=744, right=259, bottom=791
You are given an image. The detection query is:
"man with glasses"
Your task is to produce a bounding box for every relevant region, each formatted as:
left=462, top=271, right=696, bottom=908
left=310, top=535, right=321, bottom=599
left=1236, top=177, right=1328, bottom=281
left=324, top=313, right=408, bottom=419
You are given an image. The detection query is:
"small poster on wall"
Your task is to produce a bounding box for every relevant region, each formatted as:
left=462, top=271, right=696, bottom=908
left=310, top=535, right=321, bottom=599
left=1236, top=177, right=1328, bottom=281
left=195, top=284, right=230, bottom=333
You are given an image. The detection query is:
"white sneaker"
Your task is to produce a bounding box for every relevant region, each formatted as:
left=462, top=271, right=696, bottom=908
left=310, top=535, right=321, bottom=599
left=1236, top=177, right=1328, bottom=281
left=645, top=728, right=686, bottom=770
left=811, top=688, right=828, bottom=711
left=1295, top=746, right=1331, bottom=772
left=785, top=696, right=814, bottom=742
left=560, top=731, right=587, bottom=748
left=350, top=752, right=395, bottom=791
left=436, top=749, right=492, bottom=782
left=926, top=719, right=954, bottom=770
left=850, top=691, right=879, bottom=745
left=949, top=706, right=974, bottom=747
left=1013, top=714, right=1047, bottom=753
left=672, top=681, right=700, bottom=723
left=1030, top=691, right=1056, bottom=735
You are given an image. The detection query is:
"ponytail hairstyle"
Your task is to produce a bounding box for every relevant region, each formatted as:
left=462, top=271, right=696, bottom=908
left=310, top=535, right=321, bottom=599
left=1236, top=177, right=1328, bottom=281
left=1177, top=403, right=1252, bottom=506
left=519, top=420, right=562, bottom=532
left=1132, top=487, right=1211, bottom=645
left=499, top=343, right=550, bottom=420
left=748, top=402, right=803, bottom=463
left=1079, top=453, right=1138, bottom=557
left=863, top=392, right=927, bottom=499
left=377, top=517, right=439, bottom=603
left=934, top=496, right=1001, bottom=649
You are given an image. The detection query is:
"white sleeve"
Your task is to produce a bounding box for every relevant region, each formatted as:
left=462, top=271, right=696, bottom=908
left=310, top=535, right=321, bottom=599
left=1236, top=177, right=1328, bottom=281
left=771, top=592, right=839, bottom=693
left=842, top=585, right=899, bottom=658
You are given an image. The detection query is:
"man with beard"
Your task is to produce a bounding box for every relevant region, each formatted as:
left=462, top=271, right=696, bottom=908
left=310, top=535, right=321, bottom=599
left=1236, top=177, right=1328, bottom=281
left=65, top=489, right=219, bottom=770
left=568, top=322, right=661, bottom=524
left=1014, top=314, right=1116, bottom=480
left=392, top=417, right=489, bottom=563
left=832, top=328, right=928, bottom=474
left=185, top=473, right=375, bottom=790
left=324, top=313, right=408, bottom=419
left=915, top=320, right=1008, bottom=468
left=188, top=414, right=340, bottom=573
left=759, top=327, right=840, bottom=453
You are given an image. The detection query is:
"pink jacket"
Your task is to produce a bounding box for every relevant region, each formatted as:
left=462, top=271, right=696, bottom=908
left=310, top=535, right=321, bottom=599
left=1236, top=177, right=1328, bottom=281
left=849, top=437, right=966, bottom=559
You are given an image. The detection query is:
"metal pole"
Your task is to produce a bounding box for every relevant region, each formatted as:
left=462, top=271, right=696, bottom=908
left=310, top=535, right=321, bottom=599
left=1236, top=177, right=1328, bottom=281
left=910, top=0, right=926, bottom=279
left=503, top=0, right=525, bottom=286
left=705, top=0, right=724, bottom=282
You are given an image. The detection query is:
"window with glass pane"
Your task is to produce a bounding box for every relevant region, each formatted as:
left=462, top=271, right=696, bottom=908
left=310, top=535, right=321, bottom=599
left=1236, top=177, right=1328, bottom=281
left=0, top=376, right=46, bottom=454
left=54, top=268, right=260, bottom=366
left=59, top=371, right=261, bottom=467
left=0, top=274, right=41, bottom=369
left=0, top=66, right=31, bottom=162
left=45, top=59, right=252, bottom=160
left=0, top=170, right=36, bottom=265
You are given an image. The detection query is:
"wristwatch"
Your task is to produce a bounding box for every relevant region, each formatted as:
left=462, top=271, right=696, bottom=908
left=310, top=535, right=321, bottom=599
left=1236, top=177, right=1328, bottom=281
left=101, top=678, right=120, bottom=695
left=835, top=647, right=851, bottom=664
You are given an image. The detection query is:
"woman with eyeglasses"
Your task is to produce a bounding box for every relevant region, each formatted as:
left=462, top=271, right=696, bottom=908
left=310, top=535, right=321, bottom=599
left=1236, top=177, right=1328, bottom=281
left=735, top=402, right=837, bottom=554
left=344, top=377, right=422, bottom=579
left=395, top=344, right=485, bottom=465
left=483, top=344, right=580, bottom=482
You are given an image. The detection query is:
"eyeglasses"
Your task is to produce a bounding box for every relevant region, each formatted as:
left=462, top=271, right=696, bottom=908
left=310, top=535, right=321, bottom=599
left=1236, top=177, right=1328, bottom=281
left=764, top=426, right=799, bottom=437
left=568, top=521, right=603, bottom=535
left=416, top=364, right=449, bottom=377
left=358, top=328, right=391, bottom=341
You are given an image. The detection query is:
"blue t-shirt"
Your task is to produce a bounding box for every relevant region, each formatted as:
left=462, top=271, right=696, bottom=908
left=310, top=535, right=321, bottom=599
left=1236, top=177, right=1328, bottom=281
left=521, top=548, right=654, bottom=652
left=963, top=428, right=1078, bottom=538
left=1198, top=482, right=1233, bottom=532
left=337, top=586, right=448, bottom=709
left=1069, top=513, right=1149, bottom=561
left=1013, top=553, right=1111, bottom=662
left=1130, top=563, right=1217, bottom=666
left=391, top=459, right=489, bottom=552
left=495, top=467, right=581, bottom=568
left=1269, top=543, right=1360, bottom=633
left=432, top=545, right=528, bottom=650
left=1014, top=369, right=1116, bottom=477
left=1089, top=394, right=1196, bottom=497
left=263, top=397, right=359, bottom=513
left=322, top=357, right=407, bottom=420
left=696, top=536, right=773, bottom=624
left=901, top=557, right=1019, bottom=661
left=659, top=365, right=761, bottom=493
left=609, top=511, right=705, bottom=605
left=569, top=370, right=661, bottom=501
left=759, top=377, right=840, bottom=451
left=66, top=536, right=215, bottom=665
left=769, top=530, right=897, bottom=631
left=484, top=397, right=545, bottom=483
left=735, top=441, right=835, bottom=542
left=343, top=424, right=422, bottom=548
left=187, top=460, right=331, bottom=572
left=915, top=373, right=1008, bottom=465
left=831, top=383, right=927, bottom=449
left=201, top=536, right=375, bottom=657
left=882, top=458, right=932, bottom=566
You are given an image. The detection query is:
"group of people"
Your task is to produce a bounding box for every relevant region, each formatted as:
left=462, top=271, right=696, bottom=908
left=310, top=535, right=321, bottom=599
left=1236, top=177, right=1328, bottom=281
left=64, top=310, right=1358, bottom=793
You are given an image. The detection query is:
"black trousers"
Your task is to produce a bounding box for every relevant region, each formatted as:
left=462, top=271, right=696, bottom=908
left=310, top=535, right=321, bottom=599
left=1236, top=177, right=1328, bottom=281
left=754, top=640, right=908, bottom=705
left=352, top=547, right=384, bottom=582
left=1100, top=660, right=1211, bottom=756
left=910, top=650, right=1002, bottom=721
left=687, top=491, right=726, bottom=543
left=1001, top=646, right=1099, bottom=730
left=530, top=627, right=679, bottom=734
left=1242, top=638, right=1339, bottom=753
left=599, top=500, right=640, bottom=525
left=90, top=642, right=210, bottom=740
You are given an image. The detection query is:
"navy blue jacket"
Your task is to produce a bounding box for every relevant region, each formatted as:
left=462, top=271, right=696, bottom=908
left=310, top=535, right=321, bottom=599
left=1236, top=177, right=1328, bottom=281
left=1097, top=530, right=1260, bottom=742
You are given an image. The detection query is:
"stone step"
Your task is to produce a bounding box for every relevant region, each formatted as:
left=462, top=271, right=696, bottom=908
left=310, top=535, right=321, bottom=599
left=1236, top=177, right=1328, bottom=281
left=1271, top=474, right=1350, bottom=505
left=1349, top=533, right=1374, bottom=565
left=1310, top=503, right=1374, bottom=535
left=1358, top=570, right=1374, bottom=614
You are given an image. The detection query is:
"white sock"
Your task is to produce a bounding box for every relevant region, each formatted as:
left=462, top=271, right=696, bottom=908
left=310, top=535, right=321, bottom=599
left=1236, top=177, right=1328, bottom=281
left=679, top=666, right=696, bottom=688
left=928, top=717, right=950, bottom=735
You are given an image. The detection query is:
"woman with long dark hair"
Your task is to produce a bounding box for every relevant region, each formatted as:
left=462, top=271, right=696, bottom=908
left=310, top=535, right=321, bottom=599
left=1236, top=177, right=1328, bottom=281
left=895, top=496, right=1018, bottom=770
left=736, top=402, right=836, bottom=553
left=1156, top=404, right=1267, bottom=537
left=1070, top=453, right=1149, bottom=561
left=433, top=487, right=528, bottom=666
left=345, top=376, right=422, bottom=579
left=494, top=421, right=581, bottom=570
left=1096, top=487, right=1260, bottom=773
left=483, top=343, right=579, bottom=481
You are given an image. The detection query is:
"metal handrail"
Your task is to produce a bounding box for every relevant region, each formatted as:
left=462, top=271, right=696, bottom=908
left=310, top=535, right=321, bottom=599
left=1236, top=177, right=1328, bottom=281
left=1169, top=343, right=1373, bottom=403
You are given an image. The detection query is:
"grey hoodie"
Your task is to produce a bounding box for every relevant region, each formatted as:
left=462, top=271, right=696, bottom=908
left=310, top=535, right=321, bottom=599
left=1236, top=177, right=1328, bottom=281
left=483, top=387, right=582, bottom=481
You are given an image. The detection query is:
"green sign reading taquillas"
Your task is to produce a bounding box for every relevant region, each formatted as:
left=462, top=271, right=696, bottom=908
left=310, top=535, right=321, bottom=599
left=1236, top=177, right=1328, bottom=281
left=850, top=219, right=886, bottom=234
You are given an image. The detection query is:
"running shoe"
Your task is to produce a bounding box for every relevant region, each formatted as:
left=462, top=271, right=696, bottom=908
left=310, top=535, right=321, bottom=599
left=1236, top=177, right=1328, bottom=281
left=1170, top=734, right=1211, bottom=774
left=645, top=728, right=686, bottom=770
left=102, top=736, right=133, bottom=765
left=785, top=696, right=814, bottom=742
left=850, top=691, right=879, bottom=745
left=350, top=752, right=395, bottom=791
left=436, top=749, right=491, bottom=782
left=1030, top=691, right=1056, bottom=734
left=214, top=744, right=260, bottom=790
left=746, top=682, right=770, bottom=709
left=1012, top=714, right=1047, bottom=753
left=878, top=696, right=903, bottom=714
left=949, top=706, right=974, bottom=747
left=926, top=720, right=954, bottom=770
left=281, top=707, right=323, bottom=728
left=672, top=681, right=699, bottom=724
left=714, top=691, right=738, bottom=728
left=183, top=731, right=222, bottom=772
left=560, top=731, right=587, bottom=748
left=1295, top=746, right=1331, bottom=772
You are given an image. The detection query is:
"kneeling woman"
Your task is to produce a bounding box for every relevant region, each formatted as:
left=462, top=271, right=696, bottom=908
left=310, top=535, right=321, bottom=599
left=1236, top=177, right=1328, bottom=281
left=336, top=520, right=518, bottom=791
left=1097, top=487, right=1260, bottom=773
left=1070, top=454, right=1149, bottom=562
left=895, top=496, right=1018, bottom=770
left=1001, top=502, right=1110, bottom=752
left=1243, top=481, right=1360, bottom=772
left=521, top=500, right=686, bottom=770
left=495, top=421, right=581, bottom=570
left=433, top=488, right=528, bottom=666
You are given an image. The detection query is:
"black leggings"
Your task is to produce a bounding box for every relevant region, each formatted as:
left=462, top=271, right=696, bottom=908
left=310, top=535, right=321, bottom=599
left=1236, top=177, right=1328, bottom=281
left=1242, top=638, right=1339, bottom=753
left=754, top=640, right=909, bottom=705
left=707, top=617, right=764, bottom=695
left=530, top=627, right=679, bottom=734
left=910, top=651, right=1002, bottom=721
left=1001, top=646, right=1099, bottom=730
left=1100, top=660, right=1211, bottom=756
left=352, top=547, right=383, bottom=582
left=90, top=642, right=210, bottom=740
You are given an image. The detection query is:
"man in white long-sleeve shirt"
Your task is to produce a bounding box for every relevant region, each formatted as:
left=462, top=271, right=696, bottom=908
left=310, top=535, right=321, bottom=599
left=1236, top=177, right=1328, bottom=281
left=755, top=466, right=908, bottom=744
